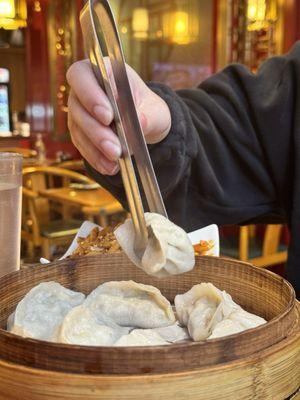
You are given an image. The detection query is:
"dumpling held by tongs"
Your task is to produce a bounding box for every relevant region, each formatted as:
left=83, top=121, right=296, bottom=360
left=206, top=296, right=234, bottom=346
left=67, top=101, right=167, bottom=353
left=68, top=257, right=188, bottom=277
left=114, top=212, right=195, bottom=277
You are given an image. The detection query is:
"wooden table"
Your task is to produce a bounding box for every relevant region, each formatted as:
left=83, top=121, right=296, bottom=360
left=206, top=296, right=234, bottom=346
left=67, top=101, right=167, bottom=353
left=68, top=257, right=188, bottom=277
left=39, top=187, right=124, bottom=225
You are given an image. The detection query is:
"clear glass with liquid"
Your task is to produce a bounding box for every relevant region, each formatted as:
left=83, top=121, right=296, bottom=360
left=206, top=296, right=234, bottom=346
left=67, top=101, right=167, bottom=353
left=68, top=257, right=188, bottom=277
left=0, top=153, right=22, bottom=276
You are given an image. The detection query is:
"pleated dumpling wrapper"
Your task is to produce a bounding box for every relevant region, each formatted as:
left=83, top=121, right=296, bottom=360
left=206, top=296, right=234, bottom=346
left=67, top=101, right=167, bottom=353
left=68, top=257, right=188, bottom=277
left=114, top=212, right=195, bottom=277
left=58, top=305, right=130, bottom=346
left=208, top=319, right=245, bottom=339
left=84, top=280, right=175, bottom=329
left=114, top=329, right=169, bottom=347
left=208, top=292, right=267, bottom=339
left=152, top=323, right=190, bottom=343
left=175, top=283, right=227, bottom=340
left=115, top=323, right=189, bottom=346
left=175, top=283, right=266, bottom=341
left=10, top=282, right=85, bottom=341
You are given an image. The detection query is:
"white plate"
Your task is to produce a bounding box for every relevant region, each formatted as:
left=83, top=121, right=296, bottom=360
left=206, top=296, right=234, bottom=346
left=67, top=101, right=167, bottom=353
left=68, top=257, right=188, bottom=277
left=188, top=224, right=219, bottom=256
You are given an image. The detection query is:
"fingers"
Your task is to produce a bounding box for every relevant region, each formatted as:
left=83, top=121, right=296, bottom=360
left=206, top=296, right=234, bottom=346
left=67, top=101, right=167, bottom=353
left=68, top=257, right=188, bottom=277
left=67, top=58, right=170, bottom=170
left=68, top=90, right=121, bottom=162
left=68, top=115, right=119, bottom=176
left=67, top=60, right=123, bottom=164
left=66, top=60, right=114, bottom=126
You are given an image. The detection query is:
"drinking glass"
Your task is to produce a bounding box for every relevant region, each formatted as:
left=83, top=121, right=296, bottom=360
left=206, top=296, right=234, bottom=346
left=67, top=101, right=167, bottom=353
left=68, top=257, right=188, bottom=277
left=0, top=153, right=22, bottom=276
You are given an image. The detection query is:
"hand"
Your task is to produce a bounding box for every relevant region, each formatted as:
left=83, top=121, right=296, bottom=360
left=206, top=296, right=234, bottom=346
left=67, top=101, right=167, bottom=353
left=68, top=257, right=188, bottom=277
left=67, top=60, right=171, bottom=175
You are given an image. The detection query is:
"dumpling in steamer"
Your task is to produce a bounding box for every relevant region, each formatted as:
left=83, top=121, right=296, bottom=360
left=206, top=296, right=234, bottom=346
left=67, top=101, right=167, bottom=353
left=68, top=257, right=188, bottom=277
left=84, top=280, right=175, bottom=329
left=175, top=283, right=223, bottom=326
left=10, top=282, right=85, bottom=341
left=58, top=305, right=130, bottom=346
left=175, top=283, right=230, bottom=340
left=114, top=212, right=195, bottom=277
left=175, top=283, right=266, bottom=341
left=114, top=329, right=169, bottom=347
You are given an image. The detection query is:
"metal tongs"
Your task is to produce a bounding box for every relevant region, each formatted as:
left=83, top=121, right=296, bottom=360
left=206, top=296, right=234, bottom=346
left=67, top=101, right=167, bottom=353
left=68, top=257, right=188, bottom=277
left=80, top=0, right=168, bottom=255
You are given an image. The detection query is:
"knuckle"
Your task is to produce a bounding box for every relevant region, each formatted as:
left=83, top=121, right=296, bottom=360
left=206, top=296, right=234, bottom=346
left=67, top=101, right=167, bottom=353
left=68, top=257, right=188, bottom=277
left=69, top=125, right=80, bottom=148
left=67, top=90, right=73, bottom=107
left=66, top=61, right=82, bottom=85
left=79, top=118, right=103, bottom=146
left=70, top=132, right=78, bottom=148
left=67, top=91, right=76, bottom=114
left=93, top=132, right=105, bottom=149
left=67, top=114, right=73, bottom=132
left=71, top=138, right=79, bottom=150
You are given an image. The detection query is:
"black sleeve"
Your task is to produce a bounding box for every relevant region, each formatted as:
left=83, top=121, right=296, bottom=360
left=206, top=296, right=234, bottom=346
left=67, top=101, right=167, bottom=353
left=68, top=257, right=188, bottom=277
left=85, top=43, right=299, bottom=232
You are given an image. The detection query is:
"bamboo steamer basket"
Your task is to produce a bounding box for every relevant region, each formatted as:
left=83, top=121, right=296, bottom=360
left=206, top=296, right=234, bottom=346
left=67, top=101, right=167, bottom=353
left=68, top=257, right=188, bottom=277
left=0, top=254, right=298, bottom=400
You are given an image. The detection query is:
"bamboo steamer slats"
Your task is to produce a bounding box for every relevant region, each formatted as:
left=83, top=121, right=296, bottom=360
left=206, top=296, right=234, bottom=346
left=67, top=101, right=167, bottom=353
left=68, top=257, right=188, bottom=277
left=0, top=254, right=298, bottom=399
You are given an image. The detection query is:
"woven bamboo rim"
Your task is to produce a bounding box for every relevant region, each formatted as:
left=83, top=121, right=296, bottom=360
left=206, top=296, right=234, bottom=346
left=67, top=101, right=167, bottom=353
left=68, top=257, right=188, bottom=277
left=0, top=253, right=296, bottom=375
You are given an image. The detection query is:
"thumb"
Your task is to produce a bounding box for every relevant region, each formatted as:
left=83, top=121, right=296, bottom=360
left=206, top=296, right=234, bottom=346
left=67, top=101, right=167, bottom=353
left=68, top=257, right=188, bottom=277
left=137, top=90, right=171, bottom=144
left=137, top=110, right=148, bottom=133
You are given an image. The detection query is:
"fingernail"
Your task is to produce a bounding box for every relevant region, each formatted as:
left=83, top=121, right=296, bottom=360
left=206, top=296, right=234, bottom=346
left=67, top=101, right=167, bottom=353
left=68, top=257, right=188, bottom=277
left=93, top=105, right=113, bottom=126
left=100, top=140, right=122, bottom=161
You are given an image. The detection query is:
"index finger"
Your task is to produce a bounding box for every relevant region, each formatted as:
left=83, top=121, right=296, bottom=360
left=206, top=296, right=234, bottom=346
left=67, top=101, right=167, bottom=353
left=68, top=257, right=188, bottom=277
left=66, top=59, right=114, bottom=126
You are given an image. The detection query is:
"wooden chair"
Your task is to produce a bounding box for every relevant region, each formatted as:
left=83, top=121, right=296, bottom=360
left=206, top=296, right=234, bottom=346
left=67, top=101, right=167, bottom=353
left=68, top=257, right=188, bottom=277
left=81, top=204, right=127, bottom=227
left=0, top=147, right=37, bottom=158
left=56, top=159, right=85, bottom=172
left=54, top=160, right=86, bottom=190
left=22, top=166, right=95, bottom=260
left=221, top=224, right=288, bottom=268
left=57, top=160, right=125, bottom=226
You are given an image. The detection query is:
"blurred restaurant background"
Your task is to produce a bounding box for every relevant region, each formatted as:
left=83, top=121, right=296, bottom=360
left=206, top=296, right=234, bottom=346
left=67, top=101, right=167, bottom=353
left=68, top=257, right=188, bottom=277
left=0, top=0, right=299, bottom=268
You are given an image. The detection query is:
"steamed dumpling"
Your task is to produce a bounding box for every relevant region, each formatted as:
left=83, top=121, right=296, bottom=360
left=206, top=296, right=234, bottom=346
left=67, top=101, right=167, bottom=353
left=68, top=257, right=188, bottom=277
left=114, top=329, right=169, bottom=347
left=175, top=283, right=266, bottom=341
left=187, top=302, right=222, bottom=341
left=175, top=283, right=229, bottom=340
left=58, top=305, right=130, bottom=346
left=114, top=213, right=195, bottom=277
left=10, top=282, right=85, bottom=341
left=84, top=280, right=175, bottom=328
left=175, top=283, right=224, bottom=326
